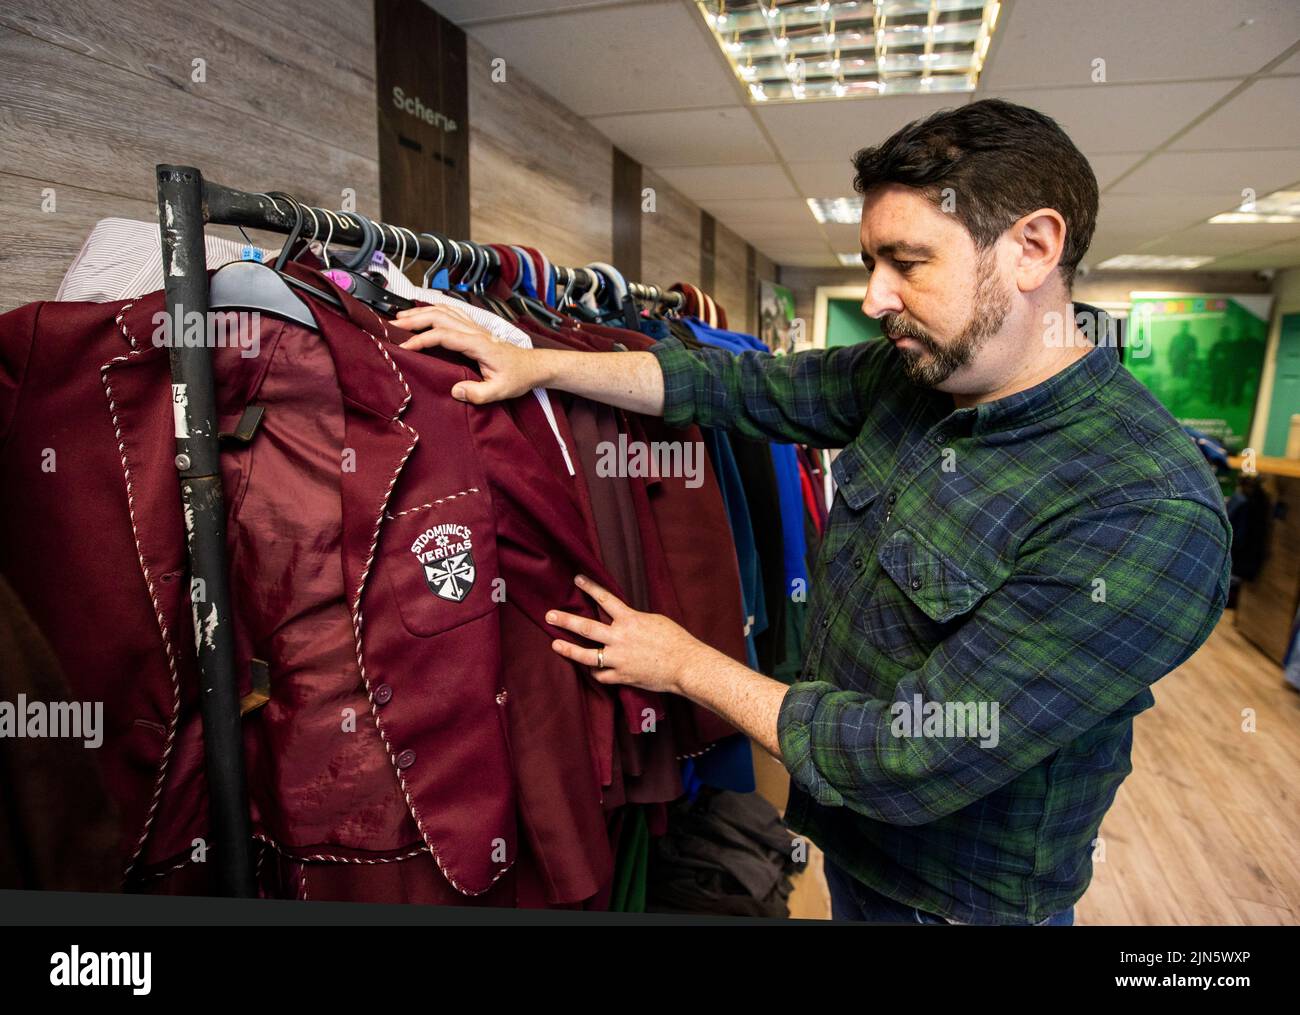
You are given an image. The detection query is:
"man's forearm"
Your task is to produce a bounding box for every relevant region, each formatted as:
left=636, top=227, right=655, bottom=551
left=534, top=347, right=666, bottom=417
left=674, top=644, right=788, bottom=760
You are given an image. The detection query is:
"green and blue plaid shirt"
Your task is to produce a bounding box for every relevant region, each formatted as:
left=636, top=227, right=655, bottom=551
left=649, top=315, right=1230, bottom=924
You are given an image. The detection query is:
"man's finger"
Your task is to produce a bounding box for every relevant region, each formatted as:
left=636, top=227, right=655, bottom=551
left=545, top=609, right=613, bottom=644
left=550, top=638, right=602, bottom=671
left=390, top=306, right=481, bottom=332
left=573, top=574, right=629, bottom=618
left=397, top=325, right=485, bottom=355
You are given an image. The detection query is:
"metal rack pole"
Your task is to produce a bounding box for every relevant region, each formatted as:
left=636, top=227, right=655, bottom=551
left=155, top=164, right=254, bottom=897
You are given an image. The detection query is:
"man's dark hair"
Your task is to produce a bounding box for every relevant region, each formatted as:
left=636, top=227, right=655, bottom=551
left=851, top=98, right=1098, bottom=289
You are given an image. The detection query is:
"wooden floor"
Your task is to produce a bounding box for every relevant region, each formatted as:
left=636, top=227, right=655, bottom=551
left=767, top=611, right=1300, bottom=924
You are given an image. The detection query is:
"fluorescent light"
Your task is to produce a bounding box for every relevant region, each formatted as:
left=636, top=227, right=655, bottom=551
left=1209, top=212, right=1300, bottom=224
left=1095, top=255, right=1216, bottom=270
left=837, top=252, right=864, bottom=266
left=696, top=0, right=1002, bottom=104
left=808, top=196, right=863, bottom=224
left=1208, top=189, right=1300, bottom=224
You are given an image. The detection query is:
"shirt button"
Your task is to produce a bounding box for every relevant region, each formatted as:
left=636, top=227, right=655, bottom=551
left=853, top=556, right=864, bottom=570
left=911, top=577, right=923, bottom=591
left=374, top=684, right=393, bottom=705
left=887, top=492, right=897, bottom=504
left=821, top=616, right=831, bottom=629
left=396, top=749, right=416, bottom=769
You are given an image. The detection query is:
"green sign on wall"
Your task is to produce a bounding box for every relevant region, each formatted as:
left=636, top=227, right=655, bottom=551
left=1126, top=294, right=1272, bottom=452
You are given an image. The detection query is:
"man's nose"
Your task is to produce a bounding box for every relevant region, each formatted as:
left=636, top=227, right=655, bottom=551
left=861, top=271, right=903, bottom=319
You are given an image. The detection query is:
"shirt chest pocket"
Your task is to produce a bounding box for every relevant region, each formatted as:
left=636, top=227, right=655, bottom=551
left=859, top=526, right=994, bottom=666
left=383, top=488, right=499, bottom=638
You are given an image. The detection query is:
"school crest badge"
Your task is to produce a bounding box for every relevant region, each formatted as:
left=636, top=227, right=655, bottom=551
left=410, top=523, right=476, bottom=602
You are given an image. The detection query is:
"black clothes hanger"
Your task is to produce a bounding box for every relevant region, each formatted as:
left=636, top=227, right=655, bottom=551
left=210, top=192, right=343, bottom=326
left=321, top=213, right=416, bottom=317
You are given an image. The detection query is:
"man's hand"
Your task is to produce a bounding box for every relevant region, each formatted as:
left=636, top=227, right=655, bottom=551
left=391, top=303, right=546, bottom=403
left=393, top=302, right=669, bottom=417
left=546, top=575, right=709, bottom=695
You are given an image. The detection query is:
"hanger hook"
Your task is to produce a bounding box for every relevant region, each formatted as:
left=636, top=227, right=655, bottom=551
left=318, top=208, right=339, bottom=268
left=419, top=233, right=445, bottom=287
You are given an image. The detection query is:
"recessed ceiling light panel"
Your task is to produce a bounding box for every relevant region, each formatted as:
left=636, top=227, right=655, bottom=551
left=699, top=0, right=1002, bottom=103
left=808, top=196, right=864, bottom=223
left=1208, top=189, right=1300, bottom=224
left=1095, top=255, right=1216, bottom=270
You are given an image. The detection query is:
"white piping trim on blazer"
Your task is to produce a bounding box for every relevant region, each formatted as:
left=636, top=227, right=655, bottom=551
left=345, top=319, right=513, bottom=896
left=101, top=306, right=183, bottom=884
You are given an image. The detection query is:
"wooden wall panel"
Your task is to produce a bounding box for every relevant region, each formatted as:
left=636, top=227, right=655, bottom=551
left=641, top=168, right=702, bottom=292
left=612, top=147, right=643, bottom=281
left=0, top=1, right=380, bottom=313
left=375, top=0, right=469, bottom=238
left=466, top=37, right=611, bottom=267
left=714, top=220, right=750, bottom=332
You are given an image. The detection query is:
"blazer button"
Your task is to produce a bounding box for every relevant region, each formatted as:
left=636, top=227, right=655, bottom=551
left=911, top=577, right=923, bottom=591
left=396, top=749, right=416, bottom=769
left=374, top=683, right=393, bottom=706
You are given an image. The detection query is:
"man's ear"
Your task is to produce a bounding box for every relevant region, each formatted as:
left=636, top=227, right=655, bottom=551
left=1010, top=208, right=1067, bottom=293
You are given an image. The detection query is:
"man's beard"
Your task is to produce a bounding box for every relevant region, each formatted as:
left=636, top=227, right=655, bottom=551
left=883, top=249, right=1011, bottom=387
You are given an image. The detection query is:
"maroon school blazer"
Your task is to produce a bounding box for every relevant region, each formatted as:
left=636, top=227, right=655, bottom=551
left=0, top=266, right=633, bottom=902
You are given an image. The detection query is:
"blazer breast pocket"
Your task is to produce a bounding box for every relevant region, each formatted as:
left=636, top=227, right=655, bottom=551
left=383, top=488, right=499, bottom=638
left=861, top=526, right=993, bottom=666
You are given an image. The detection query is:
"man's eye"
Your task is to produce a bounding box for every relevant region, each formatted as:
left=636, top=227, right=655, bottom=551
left=894, top=260, right=918, bottom=273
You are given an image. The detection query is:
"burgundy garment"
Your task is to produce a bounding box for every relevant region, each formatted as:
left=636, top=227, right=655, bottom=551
left=520, top=326, right=682, bottom=804
left=0, top=267, right=624, bottom=904
left=547, top=318, right=746, bottom=747
left=0, top=573, right=121, bottom=892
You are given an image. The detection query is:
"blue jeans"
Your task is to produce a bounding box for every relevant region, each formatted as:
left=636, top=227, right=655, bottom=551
left=824, top=860, right=1075, bottom=925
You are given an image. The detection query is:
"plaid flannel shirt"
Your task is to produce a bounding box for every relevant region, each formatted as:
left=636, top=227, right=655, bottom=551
left=648, top=315, right=1230, bottom=924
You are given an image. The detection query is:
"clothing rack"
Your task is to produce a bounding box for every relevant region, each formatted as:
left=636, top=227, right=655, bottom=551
left=153, top=163, right=689, bottom=897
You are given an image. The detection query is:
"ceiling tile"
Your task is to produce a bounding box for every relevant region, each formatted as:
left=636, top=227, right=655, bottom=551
left=979, top=0, right=1300, bottom=89
left=979, top=81, right=1239, bottom=153
left=1266, top=51, right=1300, bottom=75
left=700, top=197, right=813, bottom=228
left=1107, top=149, right=1300, bottom=202
left=587, top=107, right=776, bottom=166
left=1137, top=220, right=1300, bottom=257
left=430, top=0, right=609, bottom=23
left=725, top=220, right=826, bottom=242
left=756, top=94, right=964, bottom=165
left=1086, top=153, right=1146, bottom=189
left=786, top=160, right=860, bottom=198
left=1095, top=192, right=1242, bottom=236
left=654, top=164, right=797, bottom=201
left=761, top=250, right=840, bottom=268
left=1209, top=238, right=1300, bottom=269
left=1168, top=77, right=1300, bottom=150
left=461, top=1, right=739, bottom=116
left=822, top=222, right=862, bottom=249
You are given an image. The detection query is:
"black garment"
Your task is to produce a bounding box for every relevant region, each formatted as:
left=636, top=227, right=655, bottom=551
left=1227, top=481, right=1270, bottom=581
left=731, top=439, right=789, bottom=675
left=647, top=789, right=804, bottom=918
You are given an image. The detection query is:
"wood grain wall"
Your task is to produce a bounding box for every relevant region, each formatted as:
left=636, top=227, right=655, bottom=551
left=641, top=168, right=703, bottom=296
left=2, top=0, right=754, bottom=322
left=0, top=0, right=381, bottom=313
